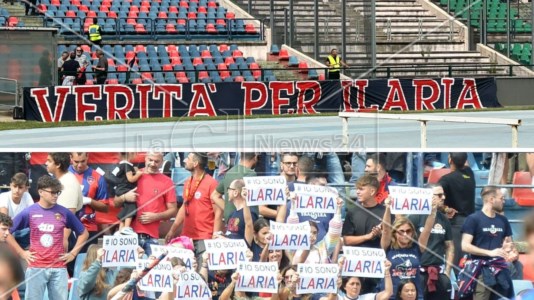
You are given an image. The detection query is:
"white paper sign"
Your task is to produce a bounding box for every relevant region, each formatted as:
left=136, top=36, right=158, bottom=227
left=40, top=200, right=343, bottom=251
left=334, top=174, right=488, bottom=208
left=244, top=176, right=287, bottom=206
left=102, top=235, right=138, bottom=267
left=236, top=262, right=279, bottom=293
left=389, top=186, right=433, bottom=215
left=205, top=239, right=248, bottom=270
left=136, top=259, right=174, bottom=292
left=269, top=221, right=311, bottom=250
left=342, top=246, right=386, bottom=278
left=175, top=271, right=212, bottom=300
left=296, top=264, right=338, bottom=294
left=293, top=183, right=338, bottom=214
left=151, top=245, right=196, bottom=270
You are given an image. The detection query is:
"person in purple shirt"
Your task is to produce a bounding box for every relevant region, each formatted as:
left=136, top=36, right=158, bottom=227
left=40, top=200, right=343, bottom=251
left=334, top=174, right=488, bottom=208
left=6, top=175, right=88, bottom=300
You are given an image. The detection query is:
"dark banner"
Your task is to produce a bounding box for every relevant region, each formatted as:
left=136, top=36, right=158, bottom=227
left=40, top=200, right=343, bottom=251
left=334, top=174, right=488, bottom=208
left=23, top=78, right=500, bottom=122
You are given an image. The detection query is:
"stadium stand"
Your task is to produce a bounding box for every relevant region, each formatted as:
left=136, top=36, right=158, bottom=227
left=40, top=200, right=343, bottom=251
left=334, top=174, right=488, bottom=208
left=494, top=42, right=532, bottom=65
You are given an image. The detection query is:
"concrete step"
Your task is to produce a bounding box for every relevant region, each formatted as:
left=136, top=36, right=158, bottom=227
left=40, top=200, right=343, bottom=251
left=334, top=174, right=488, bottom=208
left=376, top=11, right=436, bottom=17
left=346, top=56, right=491, bottom=64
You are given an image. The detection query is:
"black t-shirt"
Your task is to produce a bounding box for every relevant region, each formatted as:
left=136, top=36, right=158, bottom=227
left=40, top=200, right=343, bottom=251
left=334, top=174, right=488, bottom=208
left=461, top=211, right=512, bottom=260
left=409, top=212, right=452, bottom=266
left=62, top=59, right=80, bottom=76
left=113, top=161, right=136, bottom=196
left=438, top=167, right=476, bottom=216
left=342, top=202, right=385, bottom=249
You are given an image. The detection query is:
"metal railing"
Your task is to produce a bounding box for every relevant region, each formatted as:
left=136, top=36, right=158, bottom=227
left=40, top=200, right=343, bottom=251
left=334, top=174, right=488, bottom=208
left=41, top=16, right=265, bottom=41
left=0, top=77, right=19, bottom=108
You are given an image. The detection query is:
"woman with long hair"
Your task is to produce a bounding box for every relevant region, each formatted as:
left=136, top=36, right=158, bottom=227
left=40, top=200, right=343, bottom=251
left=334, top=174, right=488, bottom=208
left=78, top=244, right=115, bottom=300
left=380, top=197, right=438, bottom=300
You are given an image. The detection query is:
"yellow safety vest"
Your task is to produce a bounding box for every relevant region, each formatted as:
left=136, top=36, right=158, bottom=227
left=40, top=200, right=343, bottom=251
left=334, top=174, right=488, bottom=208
left=88, top=24, right=102, bottom=41
left=327, top=55, right=341, bottom=72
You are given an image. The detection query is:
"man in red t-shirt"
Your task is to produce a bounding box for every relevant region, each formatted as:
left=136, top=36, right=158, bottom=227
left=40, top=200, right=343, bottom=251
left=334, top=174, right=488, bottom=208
left=114, top=152, right=177, bottom=256
left=365, top=153, right=395, bottom=205
left=166, top=152, right=220, bottom=262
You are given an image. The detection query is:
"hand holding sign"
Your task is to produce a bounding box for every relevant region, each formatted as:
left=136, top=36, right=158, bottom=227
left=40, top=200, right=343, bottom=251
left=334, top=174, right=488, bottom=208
left=388, top=186, right=433, bottom=215
left=244, top=176, right=287, bottom=207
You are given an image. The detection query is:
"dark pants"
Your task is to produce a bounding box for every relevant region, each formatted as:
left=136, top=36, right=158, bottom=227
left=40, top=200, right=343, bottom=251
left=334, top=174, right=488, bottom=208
left=421, top=272, right=452, bottom=300
left=328, top=71, right=340, bottom=80
left=193, top=240, right=206, bottom=269
left=25, top=0, right=36, bottom=15
left=96, top=76, right=106, bottom=84
left=451, top=215, right=467, bottom=273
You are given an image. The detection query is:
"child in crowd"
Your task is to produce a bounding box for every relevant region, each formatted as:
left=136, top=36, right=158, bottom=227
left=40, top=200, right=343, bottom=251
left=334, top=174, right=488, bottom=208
left=112, top=152, right=143, bottom=235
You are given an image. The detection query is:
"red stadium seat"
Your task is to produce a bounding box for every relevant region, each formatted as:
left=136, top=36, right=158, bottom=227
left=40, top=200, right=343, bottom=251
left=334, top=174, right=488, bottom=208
left=171, top=57, right=182, bottom=65
left=132, top=78, right=143, bottom=84
left=127, top=18, right=137, bottom=25
left=197, top=6, right=206, bottom=13
left=318, top=74, right=325, bottom=80
left=81, top=45, right=91, bottom=52
left=51, top=0, right=60, bottom=5
left=187, top=12, right=196, bottom=19
left=175, top=71, right=187, bottom=79
left=158, top=11, right=168, bottom=18
left=87, top=11, right=96, bottom=17
left=135, top=45, right=145, bottom=53
left=278, top=49, right=289, bottom=60
left=217, top=63, right=227, bottom=70
left=198, top=71, right=209, bottom=81
left=169, top=6, right=178, bottom=13
left=107, top=58, right=115, bottom=67
left=177, top=77, right=189, bottom=83
left=206, top=24, right=217, bottom=33
left=219, top=44, right=229, bottom=52
left=298, top=61, right=309, bottom=73
left=168, top=50, right=179, bottom=58
left=250, top=63, right=261, bottom=79
left=201, top=50, right=212, bottom=58
left=126, top=51, right=136, bottom=60
left=245, top=23, right=256, bottom=34
left=78, top=5, right=88, bottom=12
left=427, top=168, right=452, bottom=184
left=106, top=79, right=119, bottom=84
left=71, top=0, right=80, bottom=5
left=7, top=17, right=17, bottom=27
left=519, top=254, right=534, bottom=281
left=226, top=12, right=235, bottom=19
left=101, top=0, right=111, bottom=6
left=140, top=6, right=149, bottom=12
left=66, top=10, right=76, bottom=17
left=512, top=172, right=534, bottom=206
left=232, top=50, right=243, bottom=58
left=162, top=64, right=173, bottom=71
left=216, top=19, right=226, bottom=26
left=37, top=4, right=47, bottom=13
left=179, top=1, right=188, bottom=7
left=141, top=72, right=153, bottom=81
left=224, top=57, right=234, bottom=65
left=219, top=70, right=230, bottom=80
left=141, top=1, right=150, bottom=7
left=130, top=6, right=139, bottom=13
left=192, top=57, right=203, bottom=66
left=127, top=11, right=138, bottom=18
left=117, top=65, right=128, bottom=72
left=166, top=23, right=177, bottom=33
left=207, top=1, right=217, bottom=7
left=234, top=76, right=244, bottom=82
left=167, top=45, right=177, bottom=52
left=108, top=11, right=117, bottom=18
left=177, top=18, right=186, bottom=26
left=86, top=79, right=94, bottom=85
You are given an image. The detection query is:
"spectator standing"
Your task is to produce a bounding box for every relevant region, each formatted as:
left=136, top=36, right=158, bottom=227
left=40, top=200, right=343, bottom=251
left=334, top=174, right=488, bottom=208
left=114, top=152, right=177, bottom=256
left=166, top=153, right=220, bottom=262
left=325, top=48, right=348, bottom=80
left=438, top=152, right=475, bottom=268
left=460, top=186, right=514, bottom=300
left=7, top=175, right=88, bottom=300
left=88, top=19, right=102, bottom=47
left=61, top=52, right=80, bottom=86
left=94, top=50, right=108, bottom=84
left=69, top=152, right=109, bottom=251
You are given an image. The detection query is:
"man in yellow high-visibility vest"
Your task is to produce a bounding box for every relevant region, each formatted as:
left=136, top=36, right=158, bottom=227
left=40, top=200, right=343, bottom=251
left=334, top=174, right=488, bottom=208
left=325, top=48, right=349, bottom=80
left=88, top=19, right=102, bottom=47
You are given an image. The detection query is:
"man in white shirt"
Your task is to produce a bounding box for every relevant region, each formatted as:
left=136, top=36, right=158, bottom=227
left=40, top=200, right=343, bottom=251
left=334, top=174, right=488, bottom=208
left=0, top=173, right=33, bottom=249
left=0, top=173, right=33, bottom=218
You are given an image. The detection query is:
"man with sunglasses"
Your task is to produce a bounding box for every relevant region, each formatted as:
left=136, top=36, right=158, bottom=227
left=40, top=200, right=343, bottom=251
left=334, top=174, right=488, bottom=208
left=408, top=184, right=454, bottom=300
left=7, top=175, right=88, bottom=300
left=166, top=152, right=219, bottom=263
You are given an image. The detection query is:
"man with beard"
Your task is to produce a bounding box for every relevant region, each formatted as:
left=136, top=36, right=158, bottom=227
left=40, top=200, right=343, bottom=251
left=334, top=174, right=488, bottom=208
left=460, top=186, right=514, bottom=300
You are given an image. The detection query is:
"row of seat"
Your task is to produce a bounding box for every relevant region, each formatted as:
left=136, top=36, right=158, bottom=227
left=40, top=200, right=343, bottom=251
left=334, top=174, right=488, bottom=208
left=437, top=0, right=532, bottom=33
left=494, top=42, right=532, bottom=65
left=42, top=5, right=230, bottom=16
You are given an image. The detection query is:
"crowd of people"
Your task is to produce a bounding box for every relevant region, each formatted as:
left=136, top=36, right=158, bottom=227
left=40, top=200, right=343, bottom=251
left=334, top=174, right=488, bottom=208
left=57, top=42, right=108, bottom=86
left=0, top=152, right=531, bottom=300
